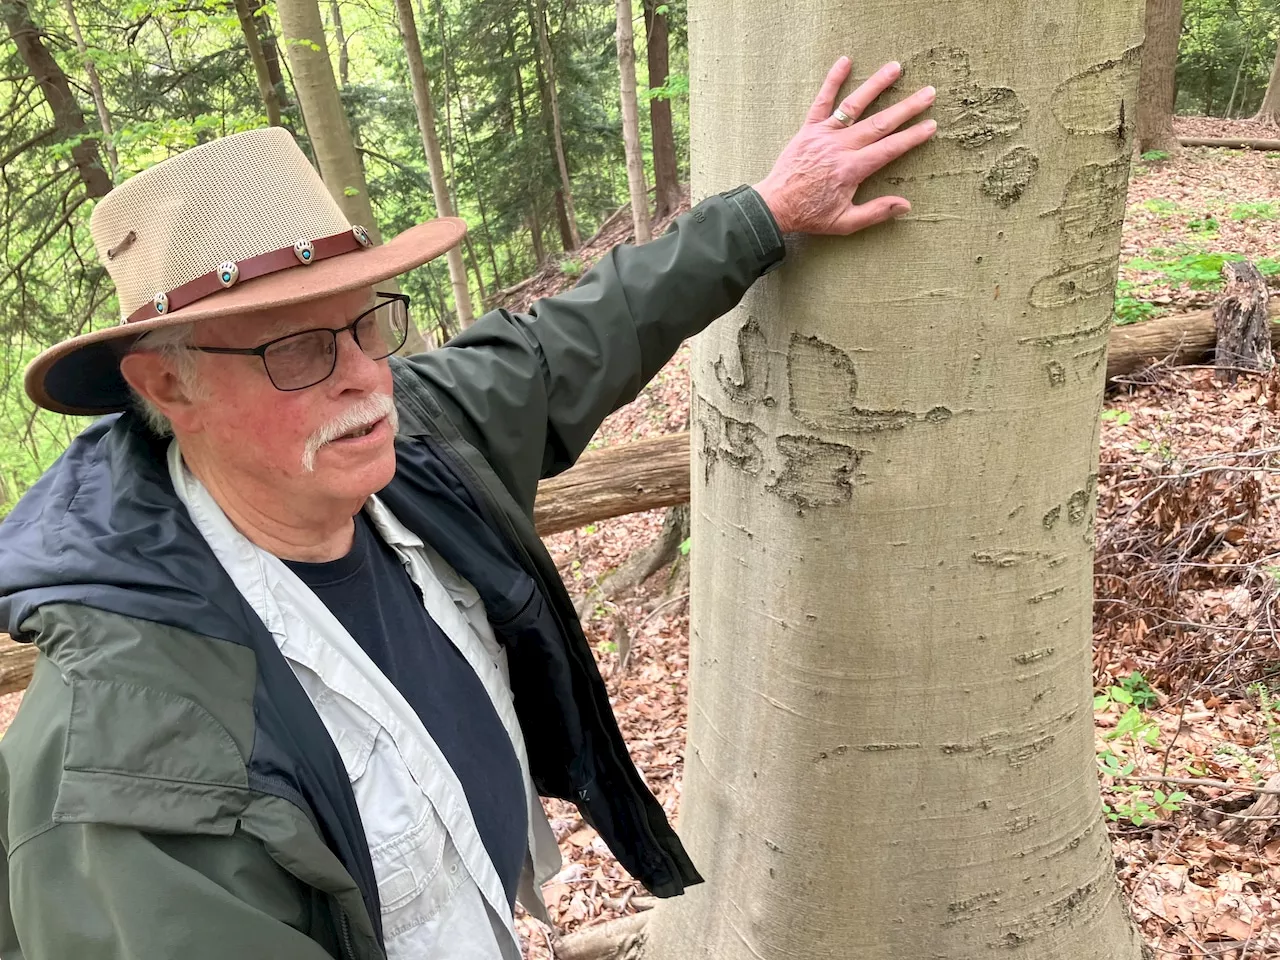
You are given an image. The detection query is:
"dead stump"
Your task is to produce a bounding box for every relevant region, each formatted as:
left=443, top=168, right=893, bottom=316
left=1214, top=260, right=1273, bottom=382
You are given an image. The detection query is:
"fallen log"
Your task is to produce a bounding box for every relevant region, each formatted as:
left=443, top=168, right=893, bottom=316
left=1177, top=137, right=1280, bottom=151
left=532, top=431, right=690, bottom=536
left=0, top=638, right=35, bottom=697
left=1108, top=301, right=1279, bottom=381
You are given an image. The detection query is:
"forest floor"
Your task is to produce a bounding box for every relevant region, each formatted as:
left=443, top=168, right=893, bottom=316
left=0, top=119, right=1276, bottom=957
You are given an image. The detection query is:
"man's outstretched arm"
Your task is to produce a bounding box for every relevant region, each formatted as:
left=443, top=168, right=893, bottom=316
left=397, top=59, right=937, bottom=514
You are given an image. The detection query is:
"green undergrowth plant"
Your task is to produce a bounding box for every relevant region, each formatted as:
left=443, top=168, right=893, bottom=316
left=1228, top=201, right=1280, bottom=221
left=1124, top=249, right=1280, bottom=295
left=1137, top=197, right=1182, bottom=216
left=1096, top=672, right=1184, bottom=825
left=1247, top=682, right=1280, bottom=769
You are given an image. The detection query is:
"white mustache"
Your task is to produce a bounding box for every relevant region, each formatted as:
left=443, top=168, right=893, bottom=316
left=300, top=393, right=397, bottom=473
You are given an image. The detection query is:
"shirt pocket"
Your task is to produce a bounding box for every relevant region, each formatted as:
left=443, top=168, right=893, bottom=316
left=374, top=807, right=469, bottom=943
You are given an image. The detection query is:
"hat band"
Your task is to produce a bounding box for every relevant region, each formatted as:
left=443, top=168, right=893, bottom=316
left=124, top=225, right=374, bottom=324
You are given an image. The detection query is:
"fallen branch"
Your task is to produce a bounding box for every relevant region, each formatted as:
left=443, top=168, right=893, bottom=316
left=1177, top=136, right=1280, bottom=151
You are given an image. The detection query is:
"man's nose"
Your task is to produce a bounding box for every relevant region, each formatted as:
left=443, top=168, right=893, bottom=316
left=330, top=323, right=384, bottom=390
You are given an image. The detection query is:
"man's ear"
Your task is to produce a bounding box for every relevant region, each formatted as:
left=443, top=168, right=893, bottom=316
left=118, top=351, right=203, bottom=433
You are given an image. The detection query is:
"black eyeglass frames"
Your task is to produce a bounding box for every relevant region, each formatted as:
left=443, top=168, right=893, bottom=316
left=189, top=292, right=411, bottom=391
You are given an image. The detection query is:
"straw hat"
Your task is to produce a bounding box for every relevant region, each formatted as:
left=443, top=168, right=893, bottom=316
left=26, top=127, right=465, bottom=416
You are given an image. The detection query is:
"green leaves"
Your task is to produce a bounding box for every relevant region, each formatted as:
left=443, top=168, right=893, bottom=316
left=645, top=72, right=689, bottom=102
left=1101, top=409, right=1133, bottom=426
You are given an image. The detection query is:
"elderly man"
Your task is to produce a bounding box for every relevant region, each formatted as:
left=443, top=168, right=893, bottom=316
left=0, top=60, right=934, bottom=959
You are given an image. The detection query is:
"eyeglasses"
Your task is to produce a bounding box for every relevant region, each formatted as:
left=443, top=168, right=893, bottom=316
left=190, top=292, right=411, bottom=391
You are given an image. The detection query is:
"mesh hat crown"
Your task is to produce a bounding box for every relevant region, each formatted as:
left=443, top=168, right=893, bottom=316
left=26, top=126, right=465, bottom=416
left=91, top=128, right=353, bottom=321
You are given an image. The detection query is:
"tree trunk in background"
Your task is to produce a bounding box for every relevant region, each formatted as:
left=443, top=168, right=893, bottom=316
left=643, top=0, right=680, bottom=218
left=248, top=0, right=291, bottom=108
left=4, top=0, right=111, bottom=198
left=615, top=0, right=651, bottom=242
left=641, top=1, right=1149, bottom=957
left=552, top=188, right=575, bottom=251
left=1136, top=0, right=1183, bottom=154
left=510, top=46, right=549, bottom=263
left=277, top=0, right=427, bottom=352
left=276, top=0, right=377, bottom=235
left=1256, top=38, right=1280, bottom=123
left=528, top=203, right=547, bottom=263
left=393, top=0, right=474, bottom=327
left=437, top=0, right=503, bottom=288
left=534, top=0, right=581, bottom=249
left=63, top=0, right=118, bottom=181
left=234, top=0, right=284, bottom=127
left=329, top=0, right=350, bottom=87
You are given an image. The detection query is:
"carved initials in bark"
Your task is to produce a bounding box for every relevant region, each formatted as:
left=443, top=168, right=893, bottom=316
left=902, top=47, right=1027, bottom=149
left=1214, top=261, right=1274, bottom=382
left=1051, top=45, right=1143, bottom=137
left=1043, top=158, right=1130, bottom=245
left=713, top=316, right=772, bottom=404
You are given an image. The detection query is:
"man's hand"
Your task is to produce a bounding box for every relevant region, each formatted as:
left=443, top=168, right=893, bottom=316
left=753, top=58, right=937, bottom=235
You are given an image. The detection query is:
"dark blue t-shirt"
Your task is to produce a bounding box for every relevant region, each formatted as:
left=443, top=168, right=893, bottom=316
left=285, top=513, right=527, bottom=907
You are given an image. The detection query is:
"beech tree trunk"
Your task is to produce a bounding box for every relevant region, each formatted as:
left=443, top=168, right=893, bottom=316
left=534, top=0, right=581, bottom=249
left=641, top=2, right=1150, bottom=958
left=234, top=0, right=284, bottom=127
left=615, top=0, right=652, bottom=242
left=1136, top=0, right=1183, bottom=154
left=643, top=0, right=681, bottom=218
left=3, top=0, right=111, bottom=198
left=393, top=0, right=474, bottom=327
left=1256, top=38, right=1280, bottom=123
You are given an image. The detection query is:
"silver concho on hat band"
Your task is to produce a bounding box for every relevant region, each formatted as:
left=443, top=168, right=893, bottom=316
left=218, top=261, right=240, bottom=288
left=293, top=239, right=315, bottom=264
left=352, top=224, right=372, bottom=248
left=153, top=292, right=170, bottom=315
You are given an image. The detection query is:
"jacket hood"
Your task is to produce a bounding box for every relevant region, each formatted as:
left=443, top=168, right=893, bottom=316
left=0, top=413, right=255, bottom=646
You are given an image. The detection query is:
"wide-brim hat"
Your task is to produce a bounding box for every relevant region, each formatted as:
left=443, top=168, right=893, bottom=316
left=25, top=127, right=465, bottom=416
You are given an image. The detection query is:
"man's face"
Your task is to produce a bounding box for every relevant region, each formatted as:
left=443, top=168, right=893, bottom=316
left=184, top=286, right=398, bottom=507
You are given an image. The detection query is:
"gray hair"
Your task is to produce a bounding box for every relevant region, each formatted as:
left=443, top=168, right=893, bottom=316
left=126, top=323, right=203, bottom=436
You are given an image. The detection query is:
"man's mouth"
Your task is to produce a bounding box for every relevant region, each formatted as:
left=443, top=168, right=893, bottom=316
left=335, top=417, right=384, bottom=441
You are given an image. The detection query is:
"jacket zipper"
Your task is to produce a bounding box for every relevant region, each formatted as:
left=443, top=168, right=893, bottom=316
left=339, top=910, right=356, bottom=960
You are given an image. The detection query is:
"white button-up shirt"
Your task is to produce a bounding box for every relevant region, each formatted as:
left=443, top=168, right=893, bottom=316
left=169, top=443, right=561, bottom=958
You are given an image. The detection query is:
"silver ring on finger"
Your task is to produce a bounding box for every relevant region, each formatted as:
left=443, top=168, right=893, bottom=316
left=831, top=107, right=854, bottom=126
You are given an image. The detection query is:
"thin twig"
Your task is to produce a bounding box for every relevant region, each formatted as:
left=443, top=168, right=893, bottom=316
left=1114, top=775, right=1280, bottom=795
left=637, top=592, right=689, bottom=629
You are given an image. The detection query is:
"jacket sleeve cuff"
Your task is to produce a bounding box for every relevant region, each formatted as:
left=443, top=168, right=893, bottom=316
left=720, top=185, right=787, bottom=275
